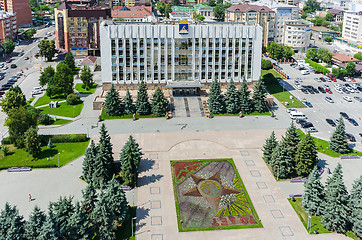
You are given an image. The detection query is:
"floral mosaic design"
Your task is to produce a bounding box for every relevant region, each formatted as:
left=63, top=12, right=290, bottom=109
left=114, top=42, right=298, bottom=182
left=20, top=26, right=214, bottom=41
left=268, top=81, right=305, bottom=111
left=171, top=159, right=261, bottom=231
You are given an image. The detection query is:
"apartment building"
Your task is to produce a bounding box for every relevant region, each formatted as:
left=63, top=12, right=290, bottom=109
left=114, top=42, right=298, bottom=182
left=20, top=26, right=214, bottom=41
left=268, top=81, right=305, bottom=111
left=0, top=10, right=16, bottom=43
left=225, top=4, right=275, bottom=47
left=0, top=0, right=31, bottom=26
left=100, top=21, right=262, bottom=93
left=282, top=19, right=310, bottom=51
left=342, top=11, right=362, bottom=43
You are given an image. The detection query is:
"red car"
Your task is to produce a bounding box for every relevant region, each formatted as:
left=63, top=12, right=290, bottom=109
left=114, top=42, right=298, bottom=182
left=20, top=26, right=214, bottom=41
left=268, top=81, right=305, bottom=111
left=5, top=59, right=11, bottom=63
left=326, top=89, right=332, bottom=94
left=330, top=77, right=336, bottom=82
left=349, top=77, right=356, bottom=82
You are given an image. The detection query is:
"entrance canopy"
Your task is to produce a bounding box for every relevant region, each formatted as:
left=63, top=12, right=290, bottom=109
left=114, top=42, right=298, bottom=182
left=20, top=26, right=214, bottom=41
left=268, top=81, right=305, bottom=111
left=166, top=81, right=204, bottom=96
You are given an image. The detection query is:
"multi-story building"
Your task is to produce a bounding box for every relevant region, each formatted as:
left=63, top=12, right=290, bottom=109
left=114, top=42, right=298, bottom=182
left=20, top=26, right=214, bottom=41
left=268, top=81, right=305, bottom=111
left=55, top=1, right=111, bottom=56
left=100, top=21, right=262, bottom=94
left=282, top=19, right=310, bottom=51
left=111, top=6, right=156, bottom=22
left=0, top=10, right=16, bottom=43
left=120, top=0, right=150, bottom=7
left=342, top=11, right=362, bottom=43
left=327, top=9, right=344, bottom=23
left=225, top=4, right=275, bottom=47
left=0, top=0, right=31, bottom=26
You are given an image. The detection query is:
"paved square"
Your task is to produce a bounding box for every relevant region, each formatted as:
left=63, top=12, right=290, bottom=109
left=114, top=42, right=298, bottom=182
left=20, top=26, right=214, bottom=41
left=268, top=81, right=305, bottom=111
left=150, top=234, right=163, bottom=240
left=149, top=153, right=159, bottom=160
left=262, top=194, right=276, bottom=204
left=150, top=200, right=161, bottom=209
left=270, top=209, right=284, bottom=219
left=250, top=170, right=261, bottom=177
left=279, top=225, right=294, bottom=237
left=245, top=160, right=255, bottom=166
left=256, top=182, right=268, bottom=190
left=152, top=163, right=160, bottom=170
left=239, top=150, right=250, bottom=156
left=150, top=187, right=161, bottom=195
left=151, top=216, right=163, bottom=226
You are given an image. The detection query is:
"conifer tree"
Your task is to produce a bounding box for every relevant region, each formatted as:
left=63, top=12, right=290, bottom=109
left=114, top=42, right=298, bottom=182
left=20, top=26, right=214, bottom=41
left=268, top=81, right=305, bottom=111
left=295, top=132, right=317, bottom=176
left=352, top=201, right=362, bottom=238
left=270, top=137, right=295, bottom=179
left=0, top=203, right=25, bottom=240
left=48, top=196, right=75, bottom=238
left=302, top=166, right=325, bottom=215
left=208, top=79, right=225, bottom=114
left=104, top=177, right=129, bottom=224
left=135, top=81, right=151, bottom=115
left=350, top=176, right=362, bottom=237
left=263, top=131, right=278, bottom=164
left=225, top=79, right=241, bottom=114
left=252, top=79, right=268, bottom=113
left=91, top=191, right=116, bottom=240
left=104, top=84, right=123, bottom=116
left=38, top=212, right=60, bottom=240
left=68, top=202, right=94, bottom=240
left=284, top=122, right=300, bottom=158
left=329, top=117, right=349, bottom=153
left=82, top=140, right=98, bottom=184
left=349, top=176, right=362, bottom=213
left=25, top=206, right=46, bottom=240
left=238, top=79, right=253, bottom=114
left=123, top=88, right=135, bottom=115
left=82, top=184, right=98, bottom=215
left=120, top=135, right=143, bottom=187
left=93, top=124, right=114, bottom=188
left=151, top=87, right=169, bottom=116
left=321, top=163, right=350, bottom=233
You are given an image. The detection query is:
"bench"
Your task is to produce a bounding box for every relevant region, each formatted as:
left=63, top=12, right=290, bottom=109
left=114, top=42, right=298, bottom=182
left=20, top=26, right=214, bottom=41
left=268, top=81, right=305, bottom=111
left=290, top=177, right=308, bottom=183
left=318, top=168, right=324, bottom=175
left=121, top=186, right=131, bottom=191
left=289, top=194, right=303, bottom=202
left=7, top=167, right=31, bottom=172
left=340, top=155, right=360, bottom=159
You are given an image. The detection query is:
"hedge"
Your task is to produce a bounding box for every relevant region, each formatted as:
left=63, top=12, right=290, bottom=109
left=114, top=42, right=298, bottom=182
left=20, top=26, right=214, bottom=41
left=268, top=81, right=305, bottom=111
left=1, top=134, right=89, bottom=146
left=304, top=58, right=330, bottom=74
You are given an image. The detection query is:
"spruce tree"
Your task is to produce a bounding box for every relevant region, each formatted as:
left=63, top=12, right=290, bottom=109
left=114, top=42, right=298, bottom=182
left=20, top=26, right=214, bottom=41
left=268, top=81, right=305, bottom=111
left=135, top=81, right=151, bottom=115
left=104, top=84, right=124, bottom=116
left=295, top=132, right=317, bottom=177
left=208, top=79, right=225, bottom=114
left=302, top=166, right=325, bottom=215
left=238, top=79, right=253, bottom=114
left=104, top=177, right=129, bottom=224
left=48, top=196, right=75, bottom=239
left=120, top=135, right=143, bottom=187
left=25, top=206, right=46, bottom=240
left=321, top=163, right=349, bottom=233
left=329, top=117, right=349, bottom=153
left=0, top=203, right=25, bottom=240
left=68, top=202, right=94, bottom=240
left=38, top=212, right=60, bottom=240
left=123, top=88, right=135, bottom=115
left=263, top=131, right=278, bottom=164
left=270, top=137, right=295, bottom=179
left=82, top=184, right=98, bottom=215
left=225, top=79, right=241, bottom=114
left=352, top=201, right=362, bottom=238
left=284, top=122, right=300, bottom=158
left=151, top=87, right=169, bottom=117
left=91, top=191, right=116, bottom=240
left=82, top=140, right=98, bottom=184
left=252, top=79, right=268, bottom=113
left=93, top=124, right=114, bottom=188
left=349, top=176, right=362, bottom=213
left=350, top=176, right=362, bottom=237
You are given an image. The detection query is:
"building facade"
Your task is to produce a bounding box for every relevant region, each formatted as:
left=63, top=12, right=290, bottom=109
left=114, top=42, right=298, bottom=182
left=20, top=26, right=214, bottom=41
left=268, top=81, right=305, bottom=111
left=55, top=2, right=111, bottom=56
left=342, top=11, right=362, bottom=44
left=0, top=0, right=31, bottom=26
left=0, top=10, right=16, bottom=43
left=100, top=21, right=262, bottom=92
left=225, top=4, right=275, bottom=47
left=282, top=19, right=310, bottom=51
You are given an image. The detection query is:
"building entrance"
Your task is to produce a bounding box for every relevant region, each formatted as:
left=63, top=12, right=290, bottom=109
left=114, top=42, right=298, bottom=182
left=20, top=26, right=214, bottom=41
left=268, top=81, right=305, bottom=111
left=167, top=81, right=204, bottom=97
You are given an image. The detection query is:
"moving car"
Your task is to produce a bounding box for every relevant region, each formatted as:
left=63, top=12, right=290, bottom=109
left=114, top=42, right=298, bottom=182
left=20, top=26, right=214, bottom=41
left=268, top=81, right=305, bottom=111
left=343, top=96, right=352, bottom=102
left=326, top=119, right=336, bottom=127
left=325, top=96, right=334, bottom=103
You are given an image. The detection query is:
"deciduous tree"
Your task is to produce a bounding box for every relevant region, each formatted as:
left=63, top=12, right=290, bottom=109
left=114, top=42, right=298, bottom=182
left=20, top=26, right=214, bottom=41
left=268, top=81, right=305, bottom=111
left=24, top=127, right=41, bottom=157
left=345, top=61, right=356, bottom=76
left=38, top=39, right=56, bottom=61
left=47, top=62, right=74, bottom=97
left=80, top=66, right=93, bottom=90
left=64, top=52, right=76, bottom=72
left=1, top=39, right=15, bottom=55
left=39, top=65, right=55, bottom=87
left=0, top=86, right=26, bottom=114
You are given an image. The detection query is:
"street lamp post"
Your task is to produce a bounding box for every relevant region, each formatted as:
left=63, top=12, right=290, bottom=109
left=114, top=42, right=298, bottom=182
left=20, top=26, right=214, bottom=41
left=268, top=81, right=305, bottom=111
left=307, top=215, right=312, bottom=233
left=275, top=165, right=280, bottom=180
left=58, top=152, right=60, bottom=168
left=131, top=217, right=137, bottom=237
left=73, top=106, right=75, bottom=118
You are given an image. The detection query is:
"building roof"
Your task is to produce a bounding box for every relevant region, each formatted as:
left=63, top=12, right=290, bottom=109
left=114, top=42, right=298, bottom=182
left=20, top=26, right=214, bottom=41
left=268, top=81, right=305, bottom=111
left=81, top=56, right=97, bottom=65
left=309, top=26, right=337, bottom=33
left=57, top=2, right=71, bottom=10
left=112, top=6, right=153, bottom=19
left=327, top=9, right=343, bottom=15
left=0, top=10, right=16, bottom=19
left=226, top=4, right=274, bottom=13
left=253, top=0, right=298, bottom=10
left=332, top=53, right=360, bottom=63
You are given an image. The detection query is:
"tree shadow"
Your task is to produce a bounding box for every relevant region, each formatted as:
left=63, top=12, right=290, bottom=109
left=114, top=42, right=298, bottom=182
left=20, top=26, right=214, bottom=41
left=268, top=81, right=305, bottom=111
left=137, top=174, right=163, bottom=187
left=136, top=206, right=150, bottom=224
left=317, top=158, right=328, bottom=168
left=138, top=158, right=156, bottom=174
left=37, top=148, right=59, bottom=159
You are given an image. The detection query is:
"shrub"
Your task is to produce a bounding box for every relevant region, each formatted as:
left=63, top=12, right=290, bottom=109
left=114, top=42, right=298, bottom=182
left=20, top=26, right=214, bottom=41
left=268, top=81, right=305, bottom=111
left=261, top=59, right=273, bottom=70
left=40, top=134, right=89, bottom=144
left=1, top=145, right=9, bottom=156
left=305, top=58, right=330, bottom=74
left=39, top=114, right=53, bottom=125
left=66, top=93, right=82, bottom=105
left=1, top=137, right=12, bottom=145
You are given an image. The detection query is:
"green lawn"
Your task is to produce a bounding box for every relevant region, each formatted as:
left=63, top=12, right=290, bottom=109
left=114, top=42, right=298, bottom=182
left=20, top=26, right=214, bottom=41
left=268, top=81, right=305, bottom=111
left=0, top=141, right=89, bottom=170
left=101, top=109, right=163, bottom=120
left=75, top=83, right=97, bottom=94
left=38, top=119, right=72, bottom=126
left=34, top=95, right=65, bottom=107
left=214, top=111, right=271, bottom=116
left=115, top=206, right=136, bottom=240
left=297, top=129, right=362, bottom=157
left=261, top=69, right=305, bottom=108
left=39, top=102, right=84, bottom=118
left=288, top=198, right=331, bottom=234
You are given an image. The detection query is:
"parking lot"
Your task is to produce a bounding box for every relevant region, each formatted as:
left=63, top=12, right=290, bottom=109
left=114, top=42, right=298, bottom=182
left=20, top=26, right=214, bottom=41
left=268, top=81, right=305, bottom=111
left=280, top=63, right=362, bottom=149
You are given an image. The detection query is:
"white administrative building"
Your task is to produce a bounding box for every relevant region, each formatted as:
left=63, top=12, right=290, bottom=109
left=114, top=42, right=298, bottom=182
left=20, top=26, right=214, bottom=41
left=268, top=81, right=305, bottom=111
left=100, top=21, right=262, bottom=91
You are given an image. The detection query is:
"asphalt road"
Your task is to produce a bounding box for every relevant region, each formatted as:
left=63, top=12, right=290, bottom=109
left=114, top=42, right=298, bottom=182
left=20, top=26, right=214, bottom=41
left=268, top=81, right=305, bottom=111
left=280, top=63, right=362, bottom=150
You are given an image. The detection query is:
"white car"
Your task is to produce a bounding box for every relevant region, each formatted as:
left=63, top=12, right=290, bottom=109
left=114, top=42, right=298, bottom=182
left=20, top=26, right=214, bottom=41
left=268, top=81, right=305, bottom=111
left=295, top=84, right=302, bottom=90
left=323, top=84, right=330, bottom=89
left=31, top=89, right=42, bottom=95
left=306, top=127, right=318, bottom=133
left=351, top=84, right=358, bottom=89
left=325, top=97, right=334, bottom=103
left=286, top=108, right=297, bottom=113
left=33, top=86, right=44, bottom=92
left=335, top=88, right=343, bottom=94
left=2, top=66, right=8, bottom=70
left=346, top=87, right=355, bottom=93
left=334, top=83, right=341, bottom=88
left=343, top=96, right=353, bottom=102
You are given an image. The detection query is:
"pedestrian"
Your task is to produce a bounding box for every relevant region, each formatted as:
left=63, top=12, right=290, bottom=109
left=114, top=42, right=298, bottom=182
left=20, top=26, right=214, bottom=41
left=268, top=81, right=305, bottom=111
left=133, top=113, right=136, bottom=121
left=327, top=168, right=331, bottom=174
left=29, top=194, right=32, bottom=202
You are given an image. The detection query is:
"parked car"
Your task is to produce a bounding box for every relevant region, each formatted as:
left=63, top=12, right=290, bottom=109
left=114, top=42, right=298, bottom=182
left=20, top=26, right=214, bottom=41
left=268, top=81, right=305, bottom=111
left=296, top=118, right=307, bottom=125
left=348, top=118, right=359, bottom=126
left=345, top=133, right=356, bottom=142
left=5, top=59, right=11, bottom=63
left=286, top=108, right=297, bottom=113
left=306, top=127, right=318, bottom=133
left=325, top=89, right=332, bottom=94
left=354, top=96, right=362, bottom=102
left=10, top=64, right=17, bottom=68
left=301, top=89, right=308, bottom=94
left=303, top=101, right=313, bottom=108
left=325, top=97, right=334, bottom=103
left=2, top=66, right=8, bottom=70
left=24, top=56, right=29, bottom=60
left=335, top=88, right=343, bottom=94
left=343, top=96, right=353, bottom=102
left=340, top=112, right=349, bottom=119
left=326, top=119, right=336, bottom=127
left=301, top=122, right=314, bottom=128
left=0, top=75, right=4, bottom=80
left=318, top=86, right=326, bottom=93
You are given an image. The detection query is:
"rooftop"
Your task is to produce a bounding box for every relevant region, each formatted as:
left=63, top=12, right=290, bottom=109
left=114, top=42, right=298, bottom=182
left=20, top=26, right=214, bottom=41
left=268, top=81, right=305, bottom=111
left=226, top=4, right=274, bottom=13
left=111, top=5, right=153, bottom=19
left=332, top=53, right=360, bottom=62
left=252, top=0, right=298, bottom=10
left=309, top=26, right=338, bottom=33
left=327, top=8, right=343, bottom=15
